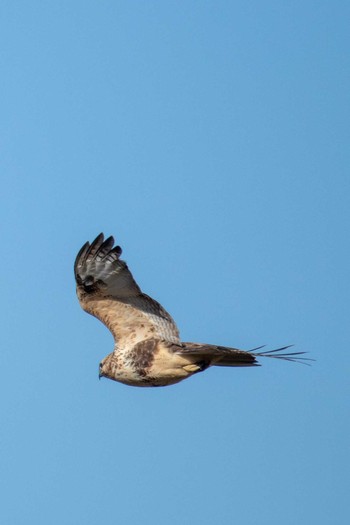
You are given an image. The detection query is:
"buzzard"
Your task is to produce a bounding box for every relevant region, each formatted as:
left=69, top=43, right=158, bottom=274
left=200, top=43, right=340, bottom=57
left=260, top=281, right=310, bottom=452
left=74, top=233, right=309, bottom=387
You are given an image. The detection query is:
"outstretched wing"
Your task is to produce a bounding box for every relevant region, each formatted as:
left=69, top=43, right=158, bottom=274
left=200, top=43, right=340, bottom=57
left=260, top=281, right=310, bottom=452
left=74, top=233, right=180, bottom=349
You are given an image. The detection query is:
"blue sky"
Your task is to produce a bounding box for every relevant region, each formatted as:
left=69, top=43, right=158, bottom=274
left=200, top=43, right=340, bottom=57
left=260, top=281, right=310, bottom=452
left=1, top=1, right=349, bottom=524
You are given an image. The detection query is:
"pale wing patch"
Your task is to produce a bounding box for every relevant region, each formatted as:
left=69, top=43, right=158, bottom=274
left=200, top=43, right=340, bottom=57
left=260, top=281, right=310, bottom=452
left=83, top=295, right=180, bottom=350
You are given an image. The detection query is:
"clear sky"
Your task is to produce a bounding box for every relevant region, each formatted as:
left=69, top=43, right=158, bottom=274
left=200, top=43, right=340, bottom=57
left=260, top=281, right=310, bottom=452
left=1, top=2, right=349, bottom=524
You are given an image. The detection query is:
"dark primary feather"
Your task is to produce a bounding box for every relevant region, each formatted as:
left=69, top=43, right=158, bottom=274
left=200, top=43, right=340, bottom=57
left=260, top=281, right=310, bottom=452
left=94, top=235, right=115, bottom=261
left=74, top=241, right=90, bottom=279
left=85, top=233, right=104, bottom=262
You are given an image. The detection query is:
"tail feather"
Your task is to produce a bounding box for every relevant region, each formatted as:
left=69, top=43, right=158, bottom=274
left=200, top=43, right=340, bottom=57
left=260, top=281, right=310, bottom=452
left=249, top=345, right=314, bottom=365
left=180, top=342, right=313, bottom=367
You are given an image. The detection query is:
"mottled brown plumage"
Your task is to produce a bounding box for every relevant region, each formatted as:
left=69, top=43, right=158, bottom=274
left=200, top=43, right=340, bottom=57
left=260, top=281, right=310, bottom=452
left=74, top=233, right=311, bottom=387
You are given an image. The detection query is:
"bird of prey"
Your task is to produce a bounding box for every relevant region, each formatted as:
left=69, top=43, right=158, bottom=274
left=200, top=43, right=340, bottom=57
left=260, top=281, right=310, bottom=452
left=74, top=233, right=309, bottom=387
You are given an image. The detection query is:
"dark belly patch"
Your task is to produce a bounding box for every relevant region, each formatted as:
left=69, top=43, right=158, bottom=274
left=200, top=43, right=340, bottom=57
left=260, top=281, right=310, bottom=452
left=129, top=338, right=158, bottom=377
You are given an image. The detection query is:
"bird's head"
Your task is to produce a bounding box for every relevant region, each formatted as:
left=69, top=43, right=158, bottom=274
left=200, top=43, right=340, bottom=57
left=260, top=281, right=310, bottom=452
left=98, top=353, right=114, bottom=380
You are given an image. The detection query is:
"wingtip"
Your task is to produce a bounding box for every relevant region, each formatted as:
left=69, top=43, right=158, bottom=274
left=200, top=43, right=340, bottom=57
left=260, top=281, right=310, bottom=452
left=93, top=232, right=105, bottom=245
left=74, top=232, right=125, bottom=281
left=74, top=240, right=90, bottom=276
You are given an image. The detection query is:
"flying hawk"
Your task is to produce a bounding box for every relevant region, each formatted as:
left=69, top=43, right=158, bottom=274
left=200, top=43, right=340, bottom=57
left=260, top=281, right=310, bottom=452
left=74, top=233, right=309, bottom=387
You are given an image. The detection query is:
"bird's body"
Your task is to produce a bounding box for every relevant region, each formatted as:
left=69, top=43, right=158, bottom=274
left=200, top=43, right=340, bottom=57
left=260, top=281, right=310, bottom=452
left=74, top=233, right=309, bottom=387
